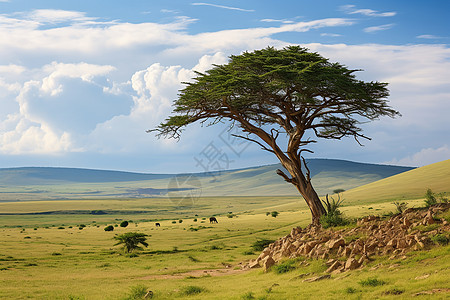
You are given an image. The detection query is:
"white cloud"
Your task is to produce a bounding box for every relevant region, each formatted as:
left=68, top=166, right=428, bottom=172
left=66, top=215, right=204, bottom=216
left=191, top=3, right=255, bottom=12
left=25, top=9, right=95, bottom=24
left=320, top=33, right=342, bottom=37
left=260, top=19, right=294, bottom=24
left=364, top=23, right=394, bottom=33
left=388, top=145, right=450, bottom=167
left=417, top=34, right=445, bottom=39
left=341, top=5, right=396, bottom=17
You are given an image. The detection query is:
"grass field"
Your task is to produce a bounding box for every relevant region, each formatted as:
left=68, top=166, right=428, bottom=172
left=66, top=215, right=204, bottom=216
left=0, top=160, right=449, bottom=299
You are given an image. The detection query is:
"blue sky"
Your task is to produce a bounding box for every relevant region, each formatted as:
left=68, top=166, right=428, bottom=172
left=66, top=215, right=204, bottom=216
left=0, top=0, right=449, bottom=173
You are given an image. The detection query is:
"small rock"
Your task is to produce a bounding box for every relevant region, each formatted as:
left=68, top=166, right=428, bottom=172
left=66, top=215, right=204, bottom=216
left=326, top=238, right=345, bottom=250
left=326, top=260, right=342, bottom=273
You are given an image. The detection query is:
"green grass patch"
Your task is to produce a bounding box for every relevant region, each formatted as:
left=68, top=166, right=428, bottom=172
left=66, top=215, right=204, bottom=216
left=358, top=277, right=386, bottom=287
left=180, top=285, right=206, bottom=296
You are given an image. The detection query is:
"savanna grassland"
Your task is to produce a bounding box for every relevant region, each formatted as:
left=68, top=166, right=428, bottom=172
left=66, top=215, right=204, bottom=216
left=0, top=160, right=449, bottom=299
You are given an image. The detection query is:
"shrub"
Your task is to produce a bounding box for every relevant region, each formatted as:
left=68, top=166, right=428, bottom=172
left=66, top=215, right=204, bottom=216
left=251, top=239, right=274, bottom=251
left=320, top=194, right=348, bottom=228
left=392, top=201, right=408, bottom=214
left=358, top=277, right=386, bottom=287
left=79, top=224, right=86, bottom=228
left=345, top=287, right=357, bottom=294
left=274, top=260, right=296, bottom=274
left=181, top=285, right=206, bottom=296
left=58, top=226, right=65, bottom=229
left=271, top=211, right=279, bottom=218
left=425, top=188, right=437, bottom=207
left=243, top=250, right=254, bottom=255
left=120, top=221, right=129, bottom=228
left=104, top=225, right=114, bottom=231
left=266, top=212, right=270, bottom=216
left=431, top=234, right=449, bottom=245
left=172, top=221, right=176, bottom=224
left=193, top=218, right=197, bottom=222
left=178, top=219, right=183, bottom=223
left=52, top=252, right=62, bottom=256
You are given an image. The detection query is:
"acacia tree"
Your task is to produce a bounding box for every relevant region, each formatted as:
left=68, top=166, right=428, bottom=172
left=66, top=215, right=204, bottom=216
left=114, top=232, right=149, bottom=253
left=152, top=46, right=399, bottom=225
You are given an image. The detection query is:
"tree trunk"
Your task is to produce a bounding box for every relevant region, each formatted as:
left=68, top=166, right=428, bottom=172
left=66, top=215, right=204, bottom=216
left=294, top=180, right=326, bottom=225
left=277, top=159, right=326, bottom=225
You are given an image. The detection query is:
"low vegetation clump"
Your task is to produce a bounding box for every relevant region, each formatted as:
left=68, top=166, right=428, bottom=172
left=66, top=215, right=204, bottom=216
left=431, top=234, right=449, bottom=245
left=425, top=188, right=449, bottom=207
left=251, top=239, right=275, bottom=252
left=120, top=221, right=129, bottom=228
left=270, top=211, right=279, bottom=218
left=358, top=277, right=386, bottom=287
left=392, top=201, right=408, bottom=214
left=123, top=284, right=147, bottom=300
left=104, top=225, right=114, bottom=231
left=320, top=194, right=348, bottom=228
left=180, top=285, right=206, bottom=296
left=273, top=259, right=297, bottom=274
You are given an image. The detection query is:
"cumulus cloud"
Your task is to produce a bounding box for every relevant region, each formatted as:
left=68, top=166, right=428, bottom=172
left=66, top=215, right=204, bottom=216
left=388, top=145, right=450, bottom=167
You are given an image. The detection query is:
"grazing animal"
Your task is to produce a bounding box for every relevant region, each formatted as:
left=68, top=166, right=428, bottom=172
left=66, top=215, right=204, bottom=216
left=155, top=223, right=161, bottom=227
left=209, top=217, right=218, bottom=224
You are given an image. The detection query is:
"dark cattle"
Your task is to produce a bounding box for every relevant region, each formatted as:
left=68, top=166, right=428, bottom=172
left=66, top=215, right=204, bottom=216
left=155, top=223, right=161, bottom=227
left=209, top=217, right=218, bottom=224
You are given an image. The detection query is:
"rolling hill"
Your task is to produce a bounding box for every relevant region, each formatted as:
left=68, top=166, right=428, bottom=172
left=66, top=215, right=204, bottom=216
left=343, top=159, right=450, bottom=204
left=0, top=159, right=414, bottom=201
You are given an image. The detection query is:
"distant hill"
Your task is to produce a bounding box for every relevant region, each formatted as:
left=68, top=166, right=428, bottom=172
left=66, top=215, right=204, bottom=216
left=343, top=159, right=450, bottom=204
left=0, top=159, right=415, bottom=201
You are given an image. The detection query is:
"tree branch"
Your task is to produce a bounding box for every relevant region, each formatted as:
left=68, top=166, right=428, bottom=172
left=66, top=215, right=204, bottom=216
left=231, top=134, right=275, bottom=153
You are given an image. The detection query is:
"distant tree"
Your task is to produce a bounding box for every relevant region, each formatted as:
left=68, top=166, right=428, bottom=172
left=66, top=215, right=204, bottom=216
left=271, top=211, right=279, bottom=218
left=151, top=46, right=399, bottom=225
left=114, top=232, right=149, bottom=253
left=120, top=221, right=129, bottom=228
left=333, top=188, right=346, bottom=194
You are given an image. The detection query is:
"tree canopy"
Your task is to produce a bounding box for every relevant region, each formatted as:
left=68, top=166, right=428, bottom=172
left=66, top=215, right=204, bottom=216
left=114, top=232, right=149, bottom=253
left=152, top=46, right=399, bottom=224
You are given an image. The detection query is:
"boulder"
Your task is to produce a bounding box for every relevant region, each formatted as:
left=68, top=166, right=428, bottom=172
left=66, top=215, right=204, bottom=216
left=326, top=238, right=345, bottom=250
left=326, top=260, right=342, bottom=273
left=344, top=257, right=360, bottom=270
left=262, top=256, right=275, bottom=272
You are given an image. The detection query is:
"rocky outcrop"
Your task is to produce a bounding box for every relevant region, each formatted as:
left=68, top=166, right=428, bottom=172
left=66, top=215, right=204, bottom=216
left=244, top=204, right=449, bottom=272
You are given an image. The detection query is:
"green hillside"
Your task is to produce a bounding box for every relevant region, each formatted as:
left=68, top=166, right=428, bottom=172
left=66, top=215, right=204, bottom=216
left=0, top=159, right=414, bottom=201
left=343, top=159, right=450, bottom=204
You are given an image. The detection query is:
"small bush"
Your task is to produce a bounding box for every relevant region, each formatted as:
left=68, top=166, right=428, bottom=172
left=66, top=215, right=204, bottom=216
left=251, top=239, right=274, bottom=251
left=180, top=285, right=206, bottom=296
left=193, top=218, right=197, bottom=222
left=243, top=250, right=254, bottom=255
left=104, top=225, right=114, bottom=231
left=274, top=260, right=296, bottom=274
left=58, top=226, right=65, bottom=229
left=424, top=188, right=437, bottom=207
left=179, top=219, right=183, bottom=223
left=266, top=212, right=270, bottom=216
left=51, top=252, right=62, bottom=256
left=33, top=228, right=38, bottom=230
left=320, top=194, right=349, bottom=228
left=392, top=201, right=408, bottom=214
left=358, top=277, right=386, bottom=287
left=271, top=211, right=279, bottom=218
left=431, top=234, right=449, bottom=245
left=241, top=292, right=255, bottom=299
left=383, top=288, right=404, bottom=295
left=171, top=221, right=176, bottom=224
left=120, top=221, right=129, bottom=228
left=79, top=224, right=86, bottom=228
left=345, top=287, right=357, bottom=294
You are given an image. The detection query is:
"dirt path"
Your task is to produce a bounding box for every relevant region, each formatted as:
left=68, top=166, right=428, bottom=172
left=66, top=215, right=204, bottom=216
left=141, top=266, right=248, bottom=280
